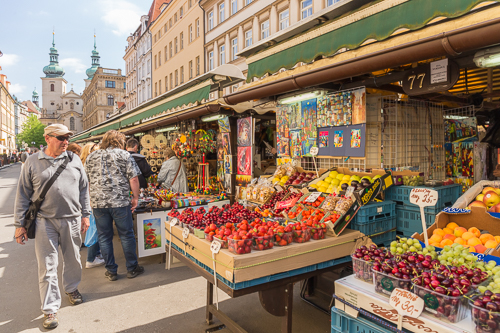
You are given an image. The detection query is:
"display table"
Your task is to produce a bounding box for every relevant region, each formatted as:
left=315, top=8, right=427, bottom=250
left=334, top=275, right=475, bottom=333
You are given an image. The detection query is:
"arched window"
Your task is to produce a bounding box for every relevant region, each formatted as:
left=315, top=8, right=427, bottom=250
left=70, top=102, right=74, bottom=109
left=70, top=117, right=75, bottom=130
left=50, top=84, right=55, bottom=91
left=107, top=95, right=114, bottom=106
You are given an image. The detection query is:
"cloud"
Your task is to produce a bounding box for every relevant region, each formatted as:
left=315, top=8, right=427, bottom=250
left=0, top=54, right=20, bottom=67
left=8, top=83, right=26, bottom=96
left=100, top=0, right=142, bottom=36
left=59, top=58, right=87, bottom=74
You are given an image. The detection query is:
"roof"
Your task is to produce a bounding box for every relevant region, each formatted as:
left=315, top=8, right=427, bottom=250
left=117, top=102, right=125, bottom=109
left=146, top=0, right=170, bottom=28
left=21, top=100, right=41, bottom=114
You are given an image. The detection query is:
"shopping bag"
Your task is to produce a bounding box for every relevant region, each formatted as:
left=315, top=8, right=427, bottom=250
left=84, top=213, right=98, bottom=247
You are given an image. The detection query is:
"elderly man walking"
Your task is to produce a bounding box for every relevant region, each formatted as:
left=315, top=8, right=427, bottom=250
left=85, top=130, right=144, bottom=281
left=14, top=124, right=91, bottom=329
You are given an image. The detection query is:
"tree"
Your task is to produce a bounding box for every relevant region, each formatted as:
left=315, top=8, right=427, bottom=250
left=17, top=114, right=46, bottom=148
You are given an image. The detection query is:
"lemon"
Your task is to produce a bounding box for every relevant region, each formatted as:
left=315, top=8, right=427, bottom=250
left=319, top=186, right=328, bottom=193
left=329, top=171, right=338, bottom=178
left=342, top=175, right=351, bottom=181
left=324, top=177, right=333, bottom=184
left=336, top=174, right=345, bottom=181
left=331, top=179, right=340, bottom=186
left=309, top=183, right=318, bottom=189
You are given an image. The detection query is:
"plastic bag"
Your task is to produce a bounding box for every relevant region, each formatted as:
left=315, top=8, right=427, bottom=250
left=84, top=213, right=98, bottom=247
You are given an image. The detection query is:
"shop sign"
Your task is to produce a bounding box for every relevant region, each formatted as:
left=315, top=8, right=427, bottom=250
left=409, top=188, right=438, bottom=245
left=402, top=59, right=459, bottom=96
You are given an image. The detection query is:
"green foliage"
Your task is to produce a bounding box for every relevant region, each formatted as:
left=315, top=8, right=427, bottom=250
left=17, top=115, right=45, bottom=148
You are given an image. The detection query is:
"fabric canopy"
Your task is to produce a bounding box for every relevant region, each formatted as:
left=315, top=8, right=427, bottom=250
left=90, top=121, right=120, bottom=136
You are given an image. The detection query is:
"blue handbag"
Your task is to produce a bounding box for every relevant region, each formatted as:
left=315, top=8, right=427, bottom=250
left=84, top=213, right=98, bottom=247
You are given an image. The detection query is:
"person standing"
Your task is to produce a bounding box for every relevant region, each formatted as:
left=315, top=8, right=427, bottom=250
left=157, top=148, right=188, bottom=193
left=21, top=148, right=30, bottom=165
left=67, top=143, right=82, bottom=156
left=126, top=138, right=152, bottom=189
left=14, top=124, right=91, bottom=329
left=85, top=130, right=144, bottom=281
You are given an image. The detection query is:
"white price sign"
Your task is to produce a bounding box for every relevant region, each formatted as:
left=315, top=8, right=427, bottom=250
left=305, top=192, right=321, bottom=203
left=409, top=188, right=438, bottom=247
left=182, top=227, right=190, bottom=239
left=309, top=147, right=319, bottom=156
left=210, top=240, right=221, bottom=254
left=169, top=217, right=178, bottom=226
left=390, top=288, right=424, bottom=329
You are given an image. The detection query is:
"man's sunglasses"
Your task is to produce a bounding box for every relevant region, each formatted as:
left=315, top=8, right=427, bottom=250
left=49, top=134, right=71, bottom=142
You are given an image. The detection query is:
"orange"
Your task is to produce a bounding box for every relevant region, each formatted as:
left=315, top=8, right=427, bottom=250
left=454, top=238, right=465, bottom=245
left=469, top=227, right=481, bottom=238
left=454, top=227, right=467, bottom=237
left=430, top=234, right=443, bottom=243
left=485, top=240, right=499, bottom=249
left=446, top=222, right=459, bottom=230
left=443, top=234, right=456, bottom=241
left=433, top=228, right=445, bottom=237
left=440, top=239, right=454, bottom=247
left=462, top=232, right=474, bottom=241
left=495, top=236, right=500, bottom=243
left=480, top=234, right=495, bottom=245
left=467, top=237, right=482, bottom=247
left=474, top=244, right=487, bottom=254
left=443, top=228, right=454, bottom=235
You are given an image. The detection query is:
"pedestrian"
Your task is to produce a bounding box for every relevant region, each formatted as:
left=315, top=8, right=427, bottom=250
left=84, top=130, right=144, bottom=281
left=80, top=142, right=105, bottom=269
left=157, top=147, right=188, bottom=193
left=126, top=138, right=152, bottom=189
left=21, top=149, right=30, bottom=164
left=67, top=143, right=82, bottom=156
left=14, top=124, right=91, bottom=330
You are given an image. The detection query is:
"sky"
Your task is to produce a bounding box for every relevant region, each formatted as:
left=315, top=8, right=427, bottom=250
left=0, top=0, right=152, bottom=103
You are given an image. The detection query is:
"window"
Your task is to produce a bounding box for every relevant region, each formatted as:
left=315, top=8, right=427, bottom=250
left=279, top=9, right=289, bottom=30
left=69, top=117, right=75, bottom=130
left=174, top=13, right=177, bottom=22
left=189, top=0, right=192, bottom=8
left=165, top=76, right=168, bottom=91
left=158, top=51, right=161, bottom=66
left=196, top=56, right=200, bottom=75
left=155, top=82, right=157, bottom=96
left=180, top=66, right=184, bottom=84
left=170, top=74, right=173, bottom=89
left=231, top=0, right=237, bottom=15
left=208, top=51, right=214, bottom=70
left=220, top=45, right=225, bottom=65
left=164, top=23, right=168, bottom=33
left=196, top=19, right=200, bottom=37
left=147, top=59, right=150, bottom=73
left=108, top=95, right=114, bottom=105
left=105, top=81, right=116, bottom=88
left=180, top=32, right=184, bottom=50
left=154, top=55, right=157, bottom=69
left=208, top=11, right=214, bottom=30
left=169, top=42, right=173, bottom=58
left=189, top=24, right=193, bottom=42
left=175, top=70, right=178, bottom=86
left=158, top=29, right=161, bottom=38
left=189, top=60, right=193, bottom=79
left=159, top=80, right=162, bottom=94
left=154, top=34, right=157, bottom=43
left=219, top=2, right=225, bottom=23
left=50, top=84, right=54, bottom=91
left=245, top=30, right=252, bottom=47
left=175, top=37, right=178, bottom=53
left=169, top=18, right=172, bottom=28
left=77, top=102, right=79, bottom=105
left=164, top=46, right=168, bottom=62
left=231, top=38, right=238, bottom=60
left=245, top=0, right=252, bottom=5
left=261, top=20, right=269, bottom=39
left=301, top=0, right=312, bottom=19
left=327, top=0, right=340, bottom=6
left=180, top=6, right=183, bottom=17
left=124, top=82, right=126, bottom=89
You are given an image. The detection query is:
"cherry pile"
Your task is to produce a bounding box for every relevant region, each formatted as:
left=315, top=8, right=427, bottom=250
left=260, top=190, right=289, bottom=212
left=273, top=192, right=302, bottom=216
left=352, top=245, right=391, bottom=283
left=471, top=291, right=500, bottom=332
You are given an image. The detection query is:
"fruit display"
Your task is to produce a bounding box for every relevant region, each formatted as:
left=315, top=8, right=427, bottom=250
left=389, top=238, right=437, bottom=259
left=352, top=245, right=391, bottom=283
left=290, top=222, right=311, bottom=243
left=402, top=175, right=424, bottom=186
left=430, top=222, right=500, bottom=253
left=478, top=264, right=500, bottom=294
left=373, top=268, right=412, bottom=296
left=274, top=192, right=302, bottom=216
left=468, top=186, right=500, bottom=212
left=287, top=205, right=304, bottom=220
left=300, top=194, right=326, bottom=207
left=271, top=163, right=317, bottom=187
left=228, top=237, right=252, bottom=255
left=413, top=282, right=469, bottom=323
left=274, top=225, right=293, bottom=246
left=310, top=170, right=382, bottom=194
left=259, top=190, right=289, bottom=213
left=470, top=292, right=500, bottom=333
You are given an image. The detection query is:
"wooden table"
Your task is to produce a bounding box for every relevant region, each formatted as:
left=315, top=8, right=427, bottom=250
left=171, top=247, right=351, bottom=333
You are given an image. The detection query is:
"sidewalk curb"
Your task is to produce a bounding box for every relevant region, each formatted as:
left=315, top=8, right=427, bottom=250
left=0, top=162, right=19, bottom=170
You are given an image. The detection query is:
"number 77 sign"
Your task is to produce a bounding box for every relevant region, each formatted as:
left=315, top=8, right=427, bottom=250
left=409, top=188, right=439, bottom=246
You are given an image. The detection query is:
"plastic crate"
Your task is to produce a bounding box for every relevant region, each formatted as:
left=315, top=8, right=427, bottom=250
left=395, top=207, right=436, bottom=236
left=353, top=201, right=396, bottom=225
left=331, top=307, right=402, bottom=333
left=350, top=215, right=396, bottom=240
left=385, top=184, right=461, bottom=213
left=371, top=229, right=396, bottom=248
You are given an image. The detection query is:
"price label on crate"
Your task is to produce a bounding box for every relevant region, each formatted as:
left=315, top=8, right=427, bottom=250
left=182, top=227, right=190, bottom=239
left=210, top=240, right=221, bottom=254
left=310, top=147, right=319, bottom=156
left=169, top=218, right=178, bottom=226
left=305, top=192, right=321, bottom=203
left=410, top=188, right=439, bottom=207
left=390, top=288, right=424, bottom=321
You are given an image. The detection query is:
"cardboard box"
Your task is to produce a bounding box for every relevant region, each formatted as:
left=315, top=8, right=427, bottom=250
left=165, top=222, right=361, bottom=283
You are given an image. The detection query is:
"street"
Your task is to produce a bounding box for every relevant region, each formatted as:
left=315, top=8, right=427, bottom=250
left=0, top=164, right=330, bottom=333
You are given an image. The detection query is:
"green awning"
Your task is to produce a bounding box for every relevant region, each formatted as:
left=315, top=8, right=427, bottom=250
left=120, top=85, right=211, bottom=127
left=70, top=132, right=91, bottom=142
left=90, top=121, right=120, bottom=136
left=247, top=0, right=498, bottom=82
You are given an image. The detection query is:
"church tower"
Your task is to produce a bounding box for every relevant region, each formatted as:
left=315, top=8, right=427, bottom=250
left=32, top=87, right=39, bottom=107
left=41, top=31, right=67, bottom=116
left=85, top=34, right=100, bottom=88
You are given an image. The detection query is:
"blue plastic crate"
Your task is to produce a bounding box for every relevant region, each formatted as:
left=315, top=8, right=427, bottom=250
left=353, top=201, right=396, bottom=225
left=395, top=207, right=436, bottom=236
left=331, top=307, right=405, bottom=333
left=350, top=215, right=396, bottom=240
left=385, top=184, right=461, bottom=213
left=371, top=230, right=396, bottom=248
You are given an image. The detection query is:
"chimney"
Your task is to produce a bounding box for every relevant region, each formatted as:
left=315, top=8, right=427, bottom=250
left=0, top=74, right=6, bottom=86
left=5, top=81, right=10, bottom=92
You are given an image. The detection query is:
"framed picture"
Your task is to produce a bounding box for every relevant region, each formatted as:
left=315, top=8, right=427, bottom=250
left=136, top=211, right=167, bottom=257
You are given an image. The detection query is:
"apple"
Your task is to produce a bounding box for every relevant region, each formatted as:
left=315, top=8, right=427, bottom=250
left=483, top=187, right=497, bottom=195
left=476, top=193, right=485, bottom=202
left=483, top=191, right=500, bottom=207
left=489, top=202, right=500, bottom=213
left=468, top=200, right=487, bottom=209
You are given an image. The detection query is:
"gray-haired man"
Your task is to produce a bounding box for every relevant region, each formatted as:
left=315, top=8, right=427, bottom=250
left=14, top=124, right=91, bottom=329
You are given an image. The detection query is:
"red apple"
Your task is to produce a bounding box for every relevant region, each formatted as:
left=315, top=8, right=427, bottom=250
left=468, top=200, right=487, bottom=209
left=483, top=191, right=500, bottom=207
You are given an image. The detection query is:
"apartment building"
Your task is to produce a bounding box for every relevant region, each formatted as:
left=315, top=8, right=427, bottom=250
left=150, top=0, right=205, bottom=98
left=0, top=73, right=16, bottom=153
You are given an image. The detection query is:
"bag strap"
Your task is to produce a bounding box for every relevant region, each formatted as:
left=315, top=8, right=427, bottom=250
left=37, top=153, right=71, bottom=202
left=171, top=158, right=182, bottom=187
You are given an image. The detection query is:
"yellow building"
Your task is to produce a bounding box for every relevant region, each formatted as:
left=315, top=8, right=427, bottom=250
left=0, top=73, right=16, bottom=154
left=150, top=0, right=205, bottom=98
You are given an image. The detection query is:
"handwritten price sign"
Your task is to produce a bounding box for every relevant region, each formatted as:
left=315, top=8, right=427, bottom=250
left=390, top=288, right=424, bottom=319
left=410, top=188, right=438, bottom=207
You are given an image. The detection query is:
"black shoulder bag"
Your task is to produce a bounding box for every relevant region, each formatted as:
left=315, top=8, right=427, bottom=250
left=24, top=154, right=72, bottom=239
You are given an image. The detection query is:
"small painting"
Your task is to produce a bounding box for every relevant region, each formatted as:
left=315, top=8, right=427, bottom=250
left=351, top=129, right=361, bottom=148
left=319, top=131, right=329, bottom=148
left=218, top=116, right=230, bottom=133
left=237, top=117, right=252, bottom=146
left=217, top=160, right=224, bottom=181
left=236, top=175, right=251, bottom=187
left=137, top=211, right=167, bottom=257
left=290, top=129, right=301, bottom=158
left=277, top=136, right=290, bottom=157
left=334, top=131, right=343, bottom=148
left=237, top=146, right=252, bottom=175
left=222, top=132, right=231, bottom=155
left=224, top=155, right=232, bottom=174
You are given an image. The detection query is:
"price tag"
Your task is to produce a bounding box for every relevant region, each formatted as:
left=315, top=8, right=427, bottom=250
left=310, top=147, right=319, bottom=156
left=305, top=192, right=321, bottom=203
left=182, top=227, right=190, bottom=239
left=390, top=288, right=424, bottom=329
left=210, top=240, right=221, bottom=254
left=409, top=188, right=438, bottom=246
left=170, top=218, right=178, bottom=226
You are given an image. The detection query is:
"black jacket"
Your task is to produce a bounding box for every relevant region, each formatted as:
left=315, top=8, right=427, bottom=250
left=128, top=151, right=152, bottom=189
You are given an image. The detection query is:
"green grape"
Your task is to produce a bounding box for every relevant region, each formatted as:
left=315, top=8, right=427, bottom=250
left=390, top=246, right=397, bottom=253
left=407, top=239, right=414, bottom=246
left=391, top=241, right=397, bottom=247
left=489, top=260, right=497, bottom=267
left=458, top=258, right=465, bottom=265
left=409, top=246, right=416, bottom=252
left=478, top=286, right=488, bottom=293
left=443, top=245, right=452, bottom=252
left=402, top=244, right=408, bottom=250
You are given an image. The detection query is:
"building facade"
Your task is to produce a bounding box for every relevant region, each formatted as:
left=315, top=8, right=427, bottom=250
left=150, top=0, right=205, bottom=98
left=82, top=67, right=126, bottom=129
left=39, top=34, right=84, bottom=132
left=0, top=73, right=16, bottom=153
